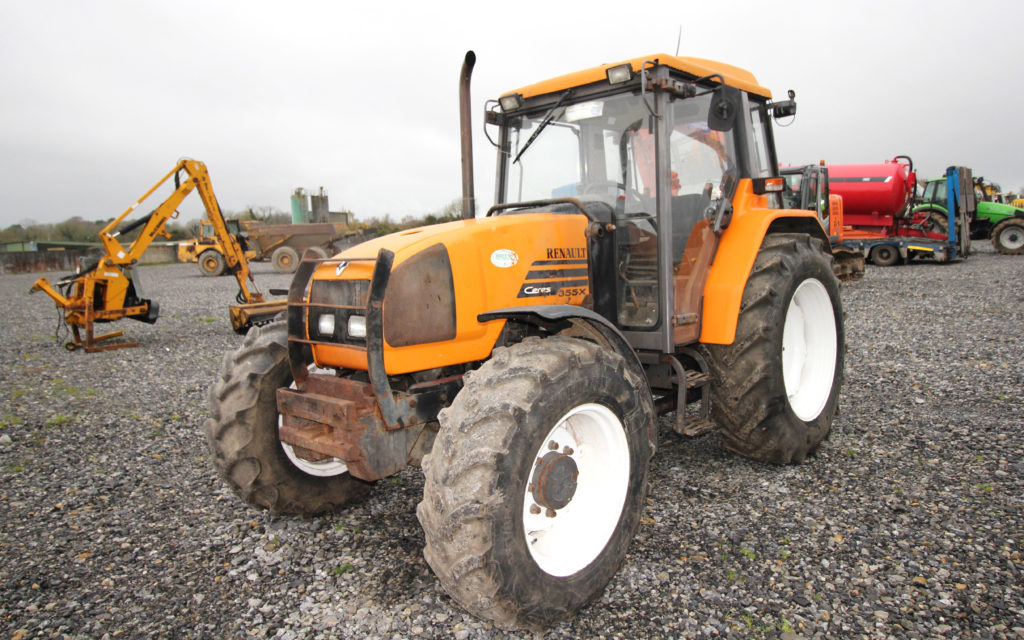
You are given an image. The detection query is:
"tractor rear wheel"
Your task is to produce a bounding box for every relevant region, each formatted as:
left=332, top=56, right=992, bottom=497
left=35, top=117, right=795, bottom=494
left=198, top=250, right=226, bottom=277
left=417, top=336, right=655, bottom=630
left=992, top=219, right=1024, bottom=254
left=271, top=246, right=300, bottom=273
left=702, top=234, right=845, bottom=464
left=205, top=321, right=370, bottom=514
left=925, top=209, right=948, bottom=237
left=870, top=244, right=900, bottom=267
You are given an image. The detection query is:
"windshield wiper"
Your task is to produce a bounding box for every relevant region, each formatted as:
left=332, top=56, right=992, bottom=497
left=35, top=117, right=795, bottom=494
left=512, top=90, right=575, bottom=164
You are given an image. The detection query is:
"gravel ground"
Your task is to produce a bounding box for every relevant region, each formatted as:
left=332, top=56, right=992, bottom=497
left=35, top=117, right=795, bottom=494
left=1, top=248, right=1021, bottom=640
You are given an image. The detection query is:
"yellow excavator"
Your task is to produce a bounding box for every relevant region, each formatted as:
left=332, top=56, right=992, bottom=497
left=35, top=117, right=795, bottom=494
left=30, top=159, right=287, bottom=351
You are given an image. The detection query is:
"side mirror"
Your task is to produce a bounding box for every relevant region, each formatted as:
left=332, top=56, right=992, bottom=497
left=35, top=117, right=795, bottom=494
left=771, top=89, right=797, bottom=119
left=708, top=85, right=741, bottom=132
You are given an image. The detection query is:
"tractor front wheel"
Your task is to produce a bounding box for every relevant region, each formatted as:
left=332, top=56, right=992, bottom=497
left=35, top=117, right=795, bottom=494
left=205, top=321, right=370, bottom=514
left=417, top=336, right=655, bottom=630
left=702, top=233, right=845, bottom=464
left=992, top=219, right=1024, bottom=254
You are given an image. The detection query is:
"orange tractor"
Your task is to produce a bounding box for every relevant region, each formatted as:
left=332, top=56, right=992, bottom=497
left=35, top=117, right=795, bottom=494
left=207, top=52, right=845, bottom=629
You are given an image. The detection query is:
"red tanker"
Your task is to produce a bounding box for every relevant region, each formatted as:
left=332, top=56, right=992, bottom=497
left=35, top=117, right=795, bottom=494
left=824, top=156, right=972, bottom=266
left=826, top=156, right=917, bottom=235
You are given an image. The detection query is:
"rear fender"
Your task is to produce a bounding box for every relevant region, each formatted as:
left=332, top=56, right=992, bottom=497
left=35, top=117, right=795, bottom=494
left=700, top=190, right=827, bottom=345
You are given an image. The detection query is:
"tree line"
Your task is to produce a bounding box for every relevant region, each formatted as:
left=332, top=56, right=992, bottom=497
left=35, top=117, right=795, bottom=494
left=1, top=199, right=464, bottom=246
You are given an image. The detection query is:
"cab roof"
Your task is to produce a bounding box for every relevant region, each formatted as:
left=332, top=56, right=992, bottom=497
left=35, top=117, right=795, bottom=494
left=503, top=53, right=772, bottom=101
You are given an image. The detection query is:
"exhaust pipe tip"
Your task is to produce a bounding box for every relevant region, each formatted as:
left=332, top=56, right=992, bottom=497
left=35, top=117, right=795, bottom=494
left=460, top=51, right=477, bottom=220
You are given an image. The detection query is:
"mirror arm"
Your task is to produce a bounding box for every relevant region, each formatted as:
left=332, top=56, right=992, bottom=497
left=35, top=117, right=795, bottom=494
left=639, top=60, right=661, bottom=119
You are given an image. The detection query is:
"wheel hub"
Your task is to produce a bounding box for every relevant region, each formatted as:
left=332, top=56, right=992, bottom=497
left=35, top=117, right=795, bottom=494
left=531, top=450, right=579, bottom=511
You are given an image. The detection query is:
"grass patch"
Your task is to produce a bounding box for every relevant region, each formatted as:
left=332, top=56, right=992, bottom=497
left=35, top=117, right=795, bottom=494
left=332, top=563, right=355, bottom=575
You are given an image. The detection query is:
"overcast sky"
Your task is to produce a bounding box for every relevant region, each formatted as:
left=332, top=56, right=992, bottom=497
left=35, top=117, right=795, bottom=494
left=2, top=0, right=1023, bottom=229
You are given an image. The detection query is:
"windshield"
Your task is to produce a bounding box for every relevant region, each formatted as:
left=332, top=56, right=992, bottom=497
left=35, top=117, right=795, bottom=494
left=782, top=173, right=802, bottom=210
left=503, top=91, right=736, bottom=214
left=925, top=180, right=947, bottom=206
left=504, top=92, right=656, bottom=215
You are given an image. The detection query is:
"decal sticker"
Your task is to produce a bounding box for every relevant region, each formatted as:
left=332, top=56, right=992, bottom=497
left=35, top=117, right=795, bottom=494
left=517, top=278, right=589, bottom=299
left=490, top=249, right=519, bottom=269
left=515, top=255, right=589, bottom=298
left=335, top=260, right=349, bottom=276
left=544, top=247, right=586, bottom=260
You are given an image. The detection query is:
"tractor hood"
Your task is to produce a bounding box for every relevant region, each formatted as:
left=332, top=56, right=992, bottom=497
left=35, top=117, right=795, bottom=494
left=302, top=213, right=590, bottom=375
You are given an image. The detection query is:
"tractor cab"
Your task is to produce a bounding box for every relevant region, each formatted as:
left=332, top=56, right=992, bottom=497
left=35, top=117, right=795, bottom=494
left=488, top=55, right=791, bottom=351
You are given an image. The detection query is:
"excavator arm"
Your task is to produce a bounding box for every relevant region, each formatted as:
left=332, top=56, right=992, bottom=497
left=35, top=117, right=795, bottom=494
left=174, top=160, right=264, bottom=306
left=31, top=159, right=285, bottom=351
left=112, top=159, right=286, bottom=330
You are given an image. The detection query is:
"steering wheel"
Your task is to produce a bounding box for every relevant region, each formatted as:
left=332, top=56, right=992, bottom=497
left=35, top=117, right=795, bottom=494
left=580, top=180, right=648, bottom=208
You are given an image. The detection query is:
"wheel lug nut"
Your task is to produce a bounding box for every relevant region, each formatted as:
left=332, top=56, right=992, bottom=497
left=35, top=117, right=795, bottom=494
left=529, top=504, right=541, bottom=515
left=548, top=440, right=559, bottom=450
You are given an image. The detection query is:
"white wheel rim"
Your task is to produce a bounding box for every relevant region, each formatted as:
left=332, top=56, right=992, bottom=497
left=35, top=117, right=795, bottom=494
left=521, top=403, right=630, bottom=577
left=279, top=367, right=349, bottom=477
left=1000, top=225, right=1024, bottom=250
left=782, top=278, right=837, bottom=422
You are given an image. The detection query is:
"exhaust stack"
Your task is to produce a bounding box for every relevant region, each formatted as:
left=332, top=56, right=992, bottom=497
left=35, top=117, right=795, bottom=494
left=459, top=51, right=476, bottom=220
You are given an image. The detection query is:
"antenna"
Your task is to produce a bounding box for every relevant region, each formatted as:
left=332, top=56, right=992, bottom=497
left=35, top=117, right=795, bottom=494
left=675, top=26, right=682, bottom=56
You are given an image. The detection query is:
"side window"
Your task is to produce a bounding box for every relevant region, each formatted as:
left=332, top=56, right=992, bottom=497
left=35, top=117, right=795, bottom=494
left=747, top=99, right=781, bottom=208
left=667, top=95, right=735, bottom=263
left=747, top=101, right=773, bottom=178
left=668, top=95, right=735, bottom=197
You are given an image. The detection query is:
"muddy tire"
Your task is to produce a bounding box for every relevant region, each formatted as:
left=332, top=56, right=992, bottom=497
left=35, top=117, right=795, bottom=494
left=924, top=209, right=948, bottom=237
left=416, top=337, right=655, bottom=630
left=198, top=250, right=226, bottom=277
left=271, top=246, right=300, bottom=274
left=205, top=321, right=370, bottom=514
left=702, top=234, right=845, bottom=464
left=992, top=219, right=1024, bottom=254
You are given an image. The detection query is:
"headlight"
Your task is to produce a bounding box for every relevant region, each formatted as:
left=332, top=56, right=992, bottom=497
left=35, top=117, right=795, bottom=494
left=317, top=313, right=336, bottom=337
left=347, top=315, right=366, bottom=339
left=308, top=279, right=370, bottom=345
